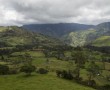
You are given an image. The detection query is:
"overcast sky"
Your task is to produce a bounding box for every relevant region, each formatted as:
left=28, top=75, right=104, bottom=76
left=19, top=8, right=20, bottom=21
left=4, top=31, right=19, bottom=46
left=0, top=0, right=110, bottom=26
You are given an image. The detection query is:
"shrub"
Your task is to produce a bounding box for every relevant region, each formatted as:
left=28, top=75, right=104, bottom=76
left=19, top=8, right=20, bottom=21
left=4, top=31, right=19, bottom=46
left=37, top=68, right=48, bottom=74
left=20, top=65, right=36, bottom=76
left=106, top=75, right=110, bottom=81
left=56, top=70, right=62, bottom=77
left=87, top=80, right=96, bottom=87
left=56, top=70, right=73, bottom=80
left=0, top=64, right=9, bottom=75
left=98, top=84, right=110, bottom=90
left=8, top=68, right=18, bottom=74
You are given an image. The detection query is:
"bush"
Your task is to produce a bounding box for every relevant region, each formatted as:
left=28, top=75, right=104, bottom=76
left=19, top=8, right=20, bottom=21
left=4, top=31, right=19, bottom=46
left=56, top=70, right=73, bottom=80
left=106, top=75, right=110, bottom=81
left=98, top=84, right=110, bottom=90
left=87, top=80, right=96, bottom=87
left=8, top=69, right=18, bottom=74
left=37, top=68, right=48, bottom=74
left=56, top=70, right=62, bottom=77
left=0, top=64, right=9, bottom=75
left=20, top=65, right=36, bottom=76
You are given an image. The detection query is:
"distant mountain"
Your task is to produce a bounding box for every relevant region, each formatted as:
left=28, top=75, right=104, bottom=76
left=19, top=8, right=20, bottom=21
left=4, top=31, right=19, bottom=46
left=23, top=23, right=94, bottom=38
left=89, top=22, right=110, bottom=47
left=0, top=26, right=62, bottom=48
left=66, top=22, right=110, bottom=46
left=23, top=22, right=110, bottom=47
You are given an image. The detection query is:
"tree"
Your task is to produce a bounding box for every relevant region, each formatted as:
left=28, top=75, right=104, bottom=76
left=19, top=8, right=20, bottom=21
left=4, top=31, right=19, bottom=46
left=21, top=53, right=33, bottom=65
left=101, top=54, right=106, bottom=70
left=20, top=65, right=36, bottom=76
left=72, top=51, right=87, bottom=79
left=43, top=50, right=50, bottom=58
left=1, top=55, right=4, bottom=60
left=45, top=58, right=50, bottom=70
left=0, top=64, right=9, bottom=75
left=37, top=68, right=48, bottom=74
left=86, top=61, right=101, bottom=86
left=56, top=51, right=65, bottom=60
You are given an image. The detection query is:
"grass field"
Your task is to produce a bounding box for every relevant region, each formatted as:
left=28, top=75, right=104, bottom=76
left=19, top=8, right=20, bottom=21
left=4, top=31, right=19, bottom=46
left=0, top=73, right=95, bottom=90
left=0, top=51, right=110, bottom=90
left=92, top=36, right=110, bottom=46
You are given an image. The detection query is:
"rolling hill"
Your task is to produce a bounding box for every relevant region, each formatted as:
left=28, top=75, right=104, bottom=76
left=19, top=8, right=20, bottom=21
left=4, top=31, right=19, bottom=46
left=92, top=36, right=110, bottom=47
left=0, top=26, right=62, bottom=48
left=61, top=22, right=110, bottom=47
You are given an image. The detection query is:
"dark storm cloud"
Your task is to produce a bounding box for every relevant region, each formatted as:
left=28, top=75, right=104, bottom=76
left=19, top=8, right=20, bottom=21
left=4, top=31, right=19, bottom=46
left=0, top=0, right=110, bottom=25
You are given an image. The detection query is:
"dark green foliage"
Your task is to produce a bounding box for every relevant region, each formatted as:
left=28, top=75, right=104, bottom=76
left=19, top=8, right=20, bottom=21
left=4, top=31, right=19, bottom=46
left=98, top=84, right=110, bottom=90
left=1, top=55, right=4, bottom=60
left=37, top=68, right=48, bottom=74
left=87, top=80, right=96, bottom=87
left=87, top=61, right=101, bottom=76
left=0, top=64, right=9, bottom=75
left=0, top=48, right=13, bottom=55
left=21, top=53, right=33, bottom=65
left=73, top=67, right=80, bottom=79
left=56, top=70, right=62, bottom=77
left=43, top=50, right=50, bottom=58
left=86, top=61, right=101, bottom=86
left=73, top=51, right=86, bottom=67
left=20, top=65, right=36, bottom=76
left=56, top=70, right=73, bottom=80
left=85, top=45, right=110, bottom=54
left=8, top=69, right=18, bottom=74
left=71, top=50, right=87, bottom=79
left=0, top=42, right=9, bottom=48
left=106, top=75, right=110, bottom=81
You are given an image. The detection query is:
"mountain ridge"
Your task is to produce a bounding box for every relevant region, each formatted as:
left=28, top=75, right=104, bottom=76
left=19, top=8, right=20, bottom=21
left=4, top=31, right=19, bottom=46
left=23, top=23, right=94, bottom=38
left=23, top=22, right=110, bottom=47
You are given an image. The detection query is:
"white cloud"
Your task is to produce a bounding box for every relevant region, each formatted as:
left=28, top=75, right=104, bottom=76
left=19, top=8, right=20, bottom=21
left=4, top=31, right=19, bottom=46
left=0, top=0, right=110, bottom=25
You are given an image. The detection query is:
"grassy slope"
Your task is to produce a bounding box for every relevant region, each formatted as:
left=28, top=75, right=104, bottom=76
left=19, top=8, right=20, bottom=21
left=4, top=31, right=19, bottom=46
left=0, top=51, right=96, bottom=90
left=64, top=29, right=96, bottom=46
left=92, top=36, right=110, bottom=46
left=0, top=50, right=110, bottom=90
left=10, top=51, right=110, bottom=86
left=0, top=73, right=94, bottom=90
left=0, top=27, right=7, bottom=32
left=0, top=26, right=62, bottom=46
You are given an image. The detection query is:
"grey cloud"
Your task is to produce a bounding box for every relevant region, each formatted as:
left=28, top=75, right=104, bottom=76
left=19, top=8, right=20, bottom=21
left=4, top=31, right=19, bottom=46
left=0, top=0, right=110, bottom=25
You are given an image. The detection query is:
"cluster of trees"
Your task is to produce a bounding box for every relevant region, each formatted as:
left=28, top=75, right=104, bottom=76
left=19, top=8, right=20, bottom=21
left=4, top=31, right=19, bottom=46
left=0, top=42, right=9, bottom=48
left=42, top=45, right=73, bottom=61
left=20, top=65, right=36, bottom=76
left=85, top=45, right=110, bottom=53
left=0, top=52, right=49, bottom=76
left=0, top=64, right=9, bottom=75
left=56, top=47, right=102, bottom=88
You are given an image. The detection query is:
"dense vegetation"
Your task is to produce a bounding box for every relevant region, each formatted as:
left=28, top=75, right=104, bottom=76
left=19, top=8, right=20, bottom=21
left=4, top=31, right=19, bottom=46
left=0, top=25, right=110, bottom=90
left=0, top=44, right=110, bottom=90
